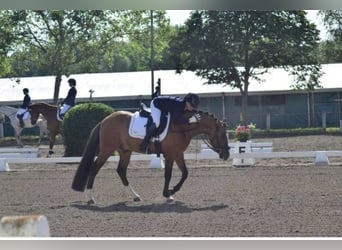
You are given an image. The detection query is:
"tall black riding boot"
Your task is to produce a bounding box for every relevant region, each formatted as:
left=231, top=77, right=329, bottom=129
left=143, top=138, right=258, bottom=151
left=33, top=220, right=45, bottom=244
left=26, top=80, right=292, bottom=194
left=140, top=123, right=157, bottom=153
left=17, top=114, right=24, bottom=128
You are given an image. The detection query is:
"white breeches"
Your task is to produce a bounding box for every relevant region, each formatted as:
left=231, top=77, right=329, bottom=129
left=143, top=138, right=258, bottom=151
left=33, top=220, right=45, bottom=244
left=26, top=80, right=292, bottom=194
left=150, top=101, right=161, bottom=127
left=16, top=109, right=29, bottom=120
left=60, top=104, right=71, bottom=115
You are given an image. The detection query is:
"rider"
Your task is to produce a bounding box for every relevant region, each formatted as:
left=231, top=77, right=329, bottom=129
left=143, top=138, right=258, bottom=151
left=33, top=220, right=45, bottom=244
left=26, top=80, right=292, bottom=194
left=60, top=78, right=77, bottom=118
left=139, top=93, right=201, bottom=153
left=16, top=88, right=31, bottom=128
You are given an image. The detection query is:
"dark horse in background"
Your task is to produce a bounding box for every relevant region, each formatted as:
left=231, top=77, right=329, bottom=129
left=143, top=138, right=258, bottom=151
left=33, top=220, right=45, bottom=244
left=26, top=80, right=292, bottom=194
left=29, top=102, right=62, bottom=155
left=72, top=109, right=230, bottom=204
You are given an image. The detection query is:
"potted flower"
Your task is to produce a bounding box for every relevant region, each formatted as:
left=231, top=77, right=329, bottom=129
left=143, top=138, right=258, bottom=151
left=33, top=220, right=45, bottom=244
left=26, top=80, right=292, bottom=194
left=234, top=123, right=256, bottom=142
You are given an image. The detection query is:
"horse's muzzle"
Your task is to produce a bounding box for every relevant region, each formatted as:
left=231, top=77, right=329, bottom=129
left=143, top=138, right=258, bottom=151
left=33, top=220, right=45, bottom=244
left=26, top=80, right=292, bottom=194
left=219, top=148, right=230, bottom=160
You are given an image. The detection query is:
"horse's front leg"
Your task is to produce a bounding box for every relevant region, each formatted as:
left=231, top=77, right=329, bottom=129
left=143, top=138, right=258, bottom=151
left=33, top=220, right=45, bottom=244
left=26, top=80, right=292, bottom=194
left=15, top=130, right=23, bottom=148
left=170, top=154, right=188, bottom=196
left=48, top=133, right=56, bottom=155
left=163, top=158, right=175, bottom=202
left=116, top=151, right=141, bottom=202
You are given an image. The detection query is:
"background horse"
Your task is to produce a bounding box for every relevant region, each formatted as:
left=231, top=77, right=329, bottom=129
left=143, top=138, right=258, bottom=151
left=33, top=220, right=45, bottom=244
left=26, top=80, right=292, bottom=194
left=72, top=110, right=230, bottom=204
left=29, top=102, right=61, bottom=155
left=0, top=105, right=48, bottom=148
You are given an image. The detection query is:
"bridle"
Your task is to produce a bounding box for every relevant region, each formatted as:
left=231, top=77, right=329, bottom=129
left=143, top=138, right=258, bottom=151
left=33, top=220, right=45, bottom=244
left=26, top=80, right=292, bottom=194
left=200, top=128, right=230, bottom=156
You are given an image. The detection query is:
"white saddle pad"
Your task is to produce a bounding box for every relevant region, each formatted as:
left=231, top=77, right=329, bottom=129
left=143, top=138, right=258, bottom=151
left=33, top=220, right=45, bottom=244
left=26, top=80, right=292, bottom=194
left=128, top=111, right=170, bottom=141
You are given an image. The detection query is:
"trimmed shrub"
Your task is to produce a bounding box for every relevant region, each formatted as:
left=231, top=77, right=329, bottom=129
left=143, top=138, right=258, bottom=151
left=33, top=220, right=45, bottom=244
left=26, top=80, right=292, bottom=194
left=62, top=103, right=114, bottom=156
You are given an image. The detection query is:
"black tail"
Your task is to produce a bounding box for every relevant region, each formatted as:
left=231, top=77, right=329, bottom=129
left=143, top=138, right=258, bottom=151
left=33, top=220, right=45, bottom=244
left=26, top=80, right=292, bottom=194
left=71, top=122, right=101, bottom=192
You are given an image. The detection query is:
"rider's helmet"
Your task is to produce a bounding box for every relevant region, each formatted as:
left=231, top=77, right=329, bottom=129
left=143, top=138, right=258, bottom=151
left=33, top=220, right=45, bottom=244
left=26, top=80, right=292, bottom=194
left=68, top=78, right=76, bottom=86
left=184, top=93, right=200, bottom=109
left=23, top=88, right=29, bottom=94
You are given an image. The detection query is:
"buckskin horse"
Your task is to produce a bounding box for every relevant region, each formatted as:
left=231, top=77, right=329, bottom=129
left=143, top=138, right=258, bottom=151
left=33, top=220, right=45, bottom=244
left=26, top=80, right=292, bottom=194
left=29, top=102, right=62, bottom=155
left=72, top=109, right=230, bottom=204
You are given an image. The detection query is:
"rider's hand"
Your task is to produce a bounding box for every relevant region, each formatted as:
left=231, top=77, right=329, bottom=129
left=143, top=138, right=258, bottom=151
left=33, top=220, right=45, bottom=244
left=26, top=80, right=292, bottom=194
left=188, top=113, right=201, bottom=123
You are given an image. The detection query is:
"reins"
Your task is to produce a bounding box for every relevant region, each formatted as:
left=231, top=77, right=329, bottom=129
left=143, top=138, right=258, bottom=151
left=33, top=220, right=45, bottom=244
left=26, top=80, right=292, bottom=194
left=200, top=134, right=216, bottom=151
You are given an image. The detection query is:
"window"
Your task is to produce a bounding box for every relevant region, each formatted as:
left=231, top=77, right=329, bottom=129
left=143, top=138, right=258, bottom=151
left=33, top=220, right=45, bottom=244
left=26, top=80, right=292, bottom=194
left=234, top=96, right=259, bottom=106
left=234, top=95, right=286, bottom=106
left=261, top=95, right=285, bottom=105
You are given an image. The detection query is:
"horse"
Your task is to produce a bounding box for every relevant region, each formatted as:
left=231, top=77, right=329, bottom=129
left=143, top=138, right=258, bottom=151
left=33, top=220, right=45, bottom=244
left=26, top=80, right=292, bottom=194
left=29, top=102, right=61, bottom=155
left=72, top=110, right=230, bottom=204
left=0, top=105, right=48, bottom=148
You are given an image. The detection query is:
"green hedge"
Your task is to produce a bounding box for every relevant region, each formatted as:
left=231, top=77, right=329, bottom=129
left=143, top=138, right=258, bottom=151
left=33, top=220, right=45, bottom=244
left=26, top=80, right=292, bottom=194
left=62, top=103, right=114, bottom=156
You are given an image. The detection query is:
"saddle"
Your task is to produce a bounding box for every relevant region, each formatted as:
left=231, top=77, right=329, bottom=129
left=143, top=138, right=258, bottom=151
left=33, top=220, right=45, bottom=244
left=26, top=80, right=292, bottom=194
left=128, top=103, right=170, bottom=141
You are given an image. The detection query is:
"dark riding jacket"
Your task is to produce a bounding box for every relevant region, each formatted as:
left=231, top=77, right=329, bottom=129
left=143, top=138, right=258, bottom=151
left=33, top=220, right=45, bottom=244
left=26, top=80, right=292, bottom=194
left=21, top=94, right=31, bottom=109
left=62, top=86, right=77, bottom=106
left=152, top=96, right=189, bottom=124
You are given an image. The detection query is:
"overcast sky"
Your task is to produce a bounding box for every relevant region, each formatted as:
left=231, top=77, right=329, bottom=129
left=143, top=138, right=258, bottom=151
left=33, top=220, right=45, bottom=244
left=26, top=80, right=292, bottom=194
left=166, top=10, right=328, bottom=40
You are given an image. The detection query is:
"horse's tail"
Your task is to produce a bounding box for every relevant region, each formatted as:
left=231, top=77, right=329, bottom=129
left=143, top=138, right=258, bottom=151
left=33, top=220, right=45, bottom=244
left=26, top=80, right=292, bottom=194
left=71, top=122, right=101, bottom=192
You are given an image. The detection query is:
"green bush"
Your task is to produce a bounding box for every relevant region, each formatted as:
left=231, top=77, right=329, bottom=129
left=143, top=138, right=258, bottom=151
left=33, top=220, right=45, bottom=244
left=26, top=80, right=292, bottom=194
left=62, top=103, right=114, bottom=156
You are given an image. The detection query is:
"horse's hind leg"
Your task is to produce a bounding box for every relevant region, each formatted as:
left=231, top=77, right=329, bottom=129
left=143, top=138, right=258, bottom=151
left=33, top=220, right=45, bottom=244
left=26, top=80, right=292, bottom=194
left=116, top=151, right=141, bottom=201
left=85, top=153, right=111, bottom=205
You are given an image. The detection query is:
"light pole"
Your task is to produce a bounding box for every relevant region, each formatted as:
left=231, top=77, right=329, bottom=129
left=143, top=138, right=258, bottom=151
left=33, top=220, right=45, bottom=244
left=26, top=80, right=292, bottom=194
left=89, top=89, right=94, bottom=102
left=150, top=10, right=155, bottom=98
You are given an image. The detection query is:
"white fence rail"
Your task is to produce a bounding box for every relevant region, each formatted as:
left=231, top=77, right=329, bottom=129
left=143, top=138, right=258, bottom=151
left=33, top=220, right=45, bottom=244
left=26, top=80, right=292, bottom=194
left=1, top=142, right=341, bottom=171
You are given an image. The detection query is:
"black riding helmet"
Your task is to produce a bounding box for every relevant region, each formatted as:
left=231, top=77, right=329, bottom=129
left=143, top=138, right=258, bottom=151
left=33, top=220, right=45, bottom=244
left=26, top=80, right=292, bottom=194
left=184, top=93, right=200, bottom=108
left=23, top=88, right=29, bottom=94
left=68, top=78, right=76, bottom=86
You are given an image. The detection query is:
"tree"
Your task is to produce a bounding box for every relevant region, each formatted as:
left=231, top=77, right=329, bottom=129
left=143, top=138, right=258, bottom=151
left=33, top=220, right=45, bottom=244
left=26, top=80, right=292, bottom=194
left=6, top=10, right=172, bottom=94
left=0, top=11, right=18, bottom=76
left=8, top=10, right=114, bottom=103
left=170, top=11, right=322, bottom=124
left=115, top=10, right=173, bottom=71
left=318, top=10, right=342, bottom=63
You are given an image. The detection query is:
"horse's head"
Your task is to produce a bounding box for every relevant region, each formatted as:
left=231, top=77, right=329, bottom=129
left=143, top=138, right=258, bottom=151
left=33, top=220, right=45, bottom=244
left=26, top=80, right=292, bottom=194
left=29, top=104, right=40, bottom=125
left=197, top=111, right=230, bottom=160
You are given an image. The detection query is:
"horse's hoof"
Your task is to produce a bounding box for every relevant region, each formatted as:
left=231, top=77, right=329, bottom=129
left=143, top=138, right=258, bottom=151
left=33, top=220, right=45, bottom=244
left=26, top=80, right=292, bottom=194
left=166, top=196, right=175, bottom=203
left=48, top=150, right=54, bottom=155
left=133, top=196, right=142, bottom=202
left=87, top=199, right=96, bottom=205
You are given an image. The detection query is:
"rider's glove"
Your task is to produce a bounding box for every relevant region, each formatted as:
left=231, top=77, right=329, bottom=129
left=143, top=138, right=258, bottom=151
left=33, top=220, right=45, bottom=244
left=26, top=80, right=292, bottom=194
left=188, top=113, right=201, bottom=123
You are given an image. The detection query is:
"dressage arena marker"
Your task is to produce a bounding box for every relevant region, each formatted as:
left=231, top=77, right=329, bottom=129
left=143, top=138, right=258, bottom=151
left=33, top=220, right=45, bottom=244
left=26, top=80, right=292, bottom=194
left=0, top=159, right=10, bottom=171
left=0, top=215, right=50, bottom=237
left=150, top=154, right=165, bottom=169
left=231, top=141, right=256, bottom=167
left=202, top=142, right=273, bottom=166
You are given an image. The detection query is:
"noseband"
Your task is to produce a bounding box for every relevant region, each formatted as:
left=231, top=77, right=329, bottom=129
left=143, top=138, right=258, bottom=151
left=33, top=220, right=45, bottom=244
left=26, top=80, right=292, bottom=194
left=201, top=133, right=229, bottom=156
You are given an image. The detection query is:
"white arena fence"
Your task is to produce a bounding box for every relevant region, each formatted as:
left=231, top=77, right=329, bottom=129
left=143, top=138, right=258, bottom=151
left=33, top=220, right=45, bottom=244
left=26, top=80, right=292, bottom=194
left=0, top=141, right=341, bottom=171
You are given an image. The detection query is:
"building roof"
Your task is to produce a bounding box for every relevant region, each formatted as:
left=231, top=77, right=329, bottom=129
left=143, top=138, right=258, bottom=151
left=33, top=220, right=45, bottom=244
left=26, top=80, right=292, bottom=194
left=0, top=63, right=341, bottom=105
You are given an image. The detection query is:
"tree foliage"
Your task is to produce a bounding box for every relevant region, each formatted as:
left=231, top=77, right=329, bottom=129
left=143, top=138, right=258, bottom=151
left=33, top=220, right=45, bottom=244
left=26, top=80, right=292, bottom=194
left=4, top=10, right=172, bottom=103
left=318, top=10, right=342, bottom=63
left=170, top=10, right=321, bottom=123
left=8, top=10, right=111, bottom=103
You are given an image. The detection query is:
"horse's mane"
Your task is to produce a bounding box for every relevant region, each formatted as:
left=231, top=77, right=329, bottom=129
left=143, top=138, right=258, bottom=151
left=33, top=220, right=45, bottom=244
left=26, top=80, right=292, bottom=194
left=186, top=110, right=228, bottom=128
